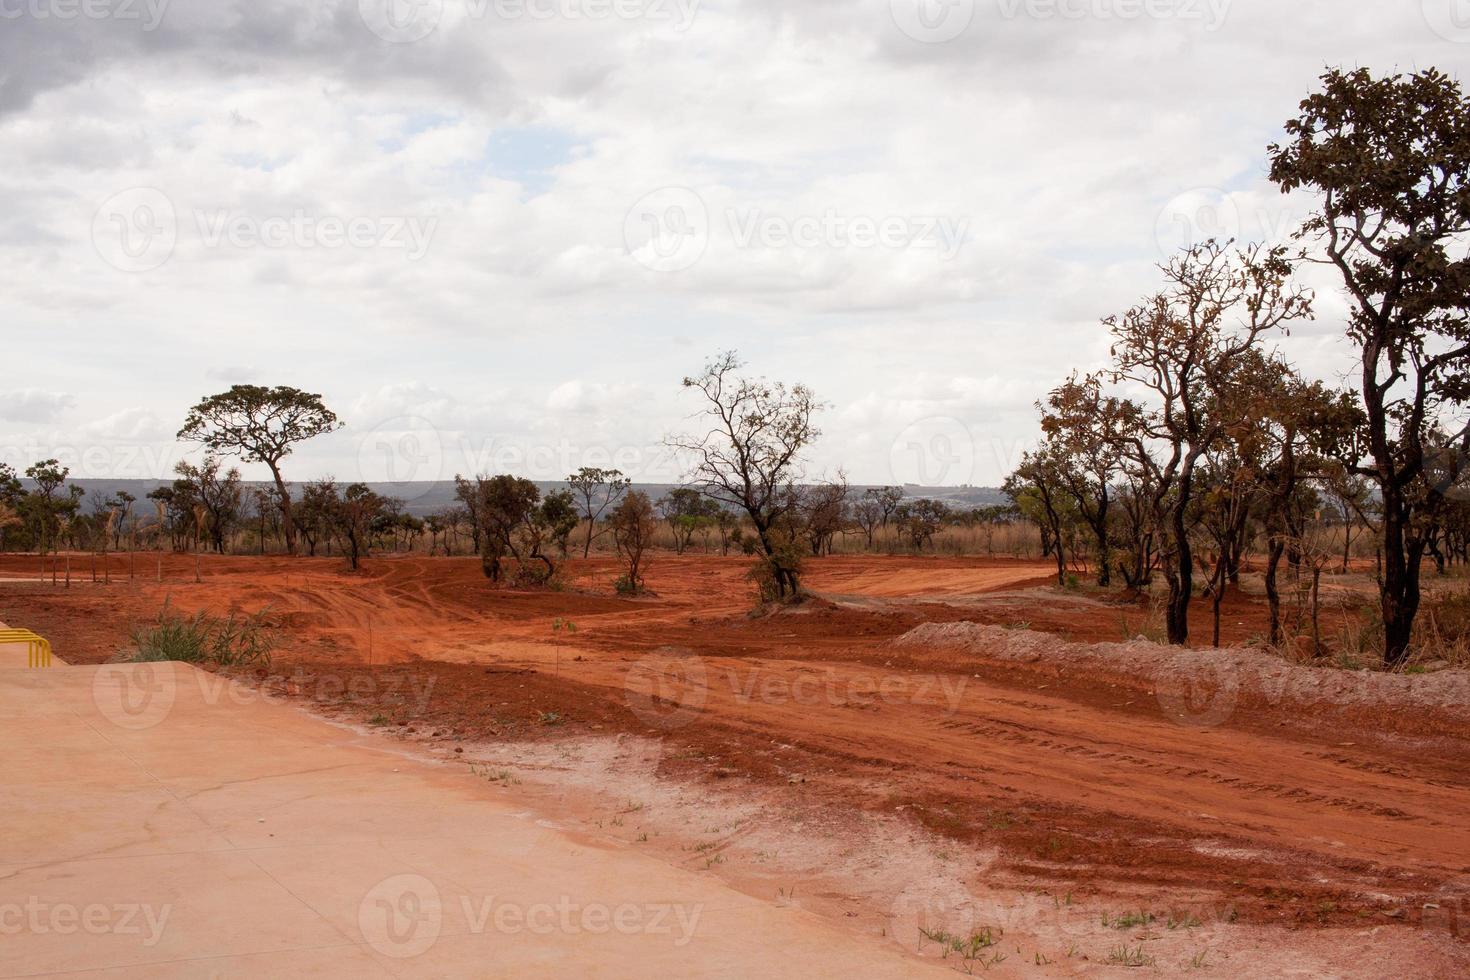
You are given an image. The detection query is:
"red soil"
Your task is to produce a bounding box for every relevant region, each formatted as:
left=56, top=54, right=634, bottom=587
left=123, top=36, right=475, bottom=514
left=3, top=550, right=1467, bottom=970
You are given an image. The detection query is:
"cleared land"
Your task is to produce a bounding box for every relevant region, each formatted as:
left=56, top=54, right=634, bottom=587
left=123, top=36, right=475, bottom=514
left=2, top=552, right=1467, bottom=976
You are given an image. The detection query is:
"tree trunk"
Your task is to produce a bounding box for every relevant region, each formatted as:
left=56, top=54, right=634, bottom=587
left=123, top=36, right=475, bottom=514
left=1264, top=538, right=1285, bottom=647
left=1379, top=492, right=1423, bottom=668
left=267, top=462, right=297, bottom=555
left=1165, top=500, right=1193, bottom=646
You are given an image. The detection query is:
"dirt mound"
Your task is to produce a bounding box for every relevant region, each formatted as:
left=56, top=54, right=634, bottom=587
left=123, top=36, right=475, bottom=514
left=893, top=621, right=1470, bottom=725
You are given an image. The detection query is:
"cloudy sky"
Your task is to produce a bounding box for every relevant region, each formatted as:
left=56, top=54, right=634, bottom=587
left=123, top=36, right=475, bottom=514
left=1, top=0, right=1466, bottom=491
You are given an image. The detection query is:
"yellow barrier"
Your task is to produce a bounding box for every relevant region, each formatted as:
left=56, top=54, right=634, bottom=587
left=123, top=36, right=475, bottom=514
left=0, top=629, right=53, bottom=669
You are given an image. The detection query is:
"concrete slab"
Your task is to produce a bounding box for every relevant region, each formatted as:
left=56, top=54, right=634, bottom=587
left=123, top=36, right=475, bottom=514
left=3, top=662, right=949, bottom=978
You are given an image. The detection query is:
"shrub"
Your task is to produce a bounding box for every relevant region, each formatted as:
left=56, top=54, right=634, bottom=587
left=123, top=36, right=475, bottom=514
left=131, top=603, right=276, bottom=668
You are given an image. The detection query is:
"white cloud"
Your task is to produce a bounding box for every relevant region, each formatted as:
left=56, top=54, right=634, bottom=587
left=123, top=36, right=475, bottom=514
left=0, top=0, right=1462, bottom=483
left=0, top=389, right=75, bottom=423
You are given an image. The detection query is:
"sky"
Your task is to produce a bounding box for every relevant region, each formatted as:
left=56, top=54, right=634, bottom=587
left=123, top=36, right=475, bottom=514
left=1, top=0, right=1467, bottom=492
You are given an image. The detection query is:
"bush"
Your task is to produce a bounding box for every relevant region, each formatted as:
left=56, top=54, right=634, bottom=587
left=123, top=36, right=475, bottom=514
left=614, top=574, right=641, bottom=596
left=131, top=603, right=276, bottom=668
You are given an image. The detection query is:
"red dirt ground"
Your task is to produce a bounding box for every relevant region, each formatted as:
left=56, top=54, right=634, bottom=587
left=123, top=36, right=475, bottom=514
left=3, top=551, right=1467, bottom=974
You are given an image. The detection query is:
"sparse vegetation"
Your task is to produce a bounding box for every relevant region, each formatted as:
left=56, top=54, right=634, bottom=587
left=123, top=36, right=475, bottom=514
left=129, top=602, right=276, bottom=668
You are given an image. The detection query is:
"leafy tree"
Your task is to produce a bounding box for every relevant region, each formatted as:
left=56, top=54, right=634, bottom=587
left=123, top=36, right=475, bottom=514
left=24, top=459, right=81, bottom=555
left=457, top=475, right=575, bottom=584
left=177, top=385, right=341, bottom=555
left=1005, top=447, right=1074, bottom=583
left=890, top=498, right=952, bottom=551
left=609, top=490, right=658, bottom=593
left=1269, top=67, right=1470, bottom=665
left=330, top=482, right=388, bottom=571
left=667, top=352, right=822, bottom=602
left=1038, top=374, right=1137, bottom=586
left=0, top=464, right=23, bottom=552
left=658, top=487, right=709, bottom=554
left=295, top=479, right=339, bottom=557
left=567, top=467, right=631, bottom=558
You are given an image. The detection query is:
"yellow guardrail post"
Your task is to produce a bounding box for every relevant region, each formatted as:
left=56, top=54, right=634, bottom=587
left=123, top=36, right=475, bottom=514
left=0, top=629, right=53, bottom=669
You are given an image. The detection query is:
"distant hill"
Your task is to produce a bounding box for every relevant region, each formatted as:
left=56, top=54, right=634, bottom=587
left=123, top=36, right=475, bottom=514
left=34, top=479, right=1011, bottom=518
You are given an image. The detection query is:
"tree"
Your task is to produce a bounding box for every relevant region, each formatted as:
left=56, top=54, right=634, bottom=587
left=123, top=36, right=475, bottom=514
left=1038, top=374, right=1137, bottom=587
left=796, top=476, right=850, bottom=556
left=1107, top=241, right=1311, bottom=644
left=1005, top=448, right=1073, bottom=584
left=246, top=487, right=281, bottom=555
left=567, top=467, right=630, bottom=558
left=893, top=497, right=951, bottom=551
left=330, top=483, right=388, bottom=571
left=0, top=464, right=23, bottom=552
left=609, top=490, right=658, bottom=592
left=295, top=480, right=339, bottom=557
left=23, top=459, right=77, bottom=555
left=658, top=487, right=709, bottom=554
left=174, top=457, right=244, bottom=553
left=1269, top=67, right=1470, bottom=666
left=667, top=351, right=822, bottom=602
left=458, top=475, right=575, bottom=584
left=103, top=490, right=136, bottom=551
left=473, top=475, right=541, bottom=582
left=177, top=385, right=341, bottom=555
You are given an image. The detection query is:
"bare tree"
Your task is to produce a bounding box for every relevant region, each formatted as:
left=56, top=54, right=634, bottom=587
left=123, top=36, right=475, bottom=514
left=609, top=490, right=658, bottom=592
left=666, top=352, right=822, bottom=603
left=567, top=467, right=631, bottom=558
left=796, top=475, right=850, bottom=556
left=174, top=457, right=245, bottom=554
left=1107, top=241, right=1312, bottom=644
